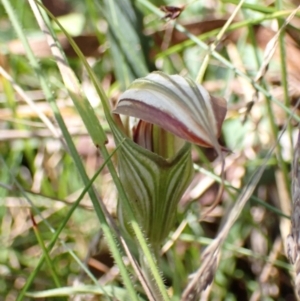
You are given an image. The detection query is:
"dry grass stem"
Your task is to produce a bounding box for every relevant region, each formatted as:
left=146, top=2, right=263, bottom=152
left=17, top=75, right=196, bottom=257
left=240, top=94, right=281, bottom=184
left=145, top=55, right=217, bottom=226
left=287, top=127, right=300, bottom=297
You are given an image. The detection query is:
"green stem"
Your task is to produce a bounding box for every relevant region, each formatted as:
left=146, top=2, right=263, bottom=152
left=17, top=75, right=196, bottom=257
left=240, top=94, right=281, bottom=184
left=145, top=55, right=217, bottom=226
left=31, top=214, right=62, bottom=289
left=156, top=11, right=294, bottom=59
left=193, top=163, right=289, bottom=219
left=222, top=0, right=300, bottom=15
left=247, top=16, right=290, bottom=201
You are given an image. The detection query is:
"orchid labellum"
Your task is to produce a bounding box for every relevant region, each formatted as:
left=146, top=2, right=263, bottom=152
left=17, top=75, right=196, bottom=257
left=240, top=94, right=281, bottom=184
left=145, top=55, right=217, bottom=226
left=112, top=71, right=227, bottom=247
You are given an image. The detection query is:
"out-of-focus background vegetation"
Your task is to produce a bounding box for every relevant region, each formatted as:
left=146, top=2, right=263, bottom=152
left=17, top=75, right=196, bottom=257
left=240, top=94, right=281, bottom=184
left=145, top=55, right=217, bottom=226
left=1, top=0, right=300, bottom=300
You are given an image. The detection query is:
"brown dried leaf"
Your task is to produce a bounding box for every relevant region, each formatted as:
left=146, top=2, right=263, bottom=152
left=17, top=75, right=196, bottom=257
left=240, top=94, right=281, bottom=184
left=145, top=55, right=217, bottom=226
left=42, top=0, right=72, bottom=17
left=149, top=18, right=241, bottom=51
left=7, top=35, right=100, bottom=58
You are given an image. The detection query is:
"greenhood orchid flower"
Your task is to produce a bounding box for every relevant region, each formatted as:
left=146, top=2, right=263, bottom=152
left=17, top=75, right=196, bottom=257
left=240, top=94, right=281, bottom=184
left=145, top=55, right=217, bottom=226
left=112, top=71, right=227, bottom=247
